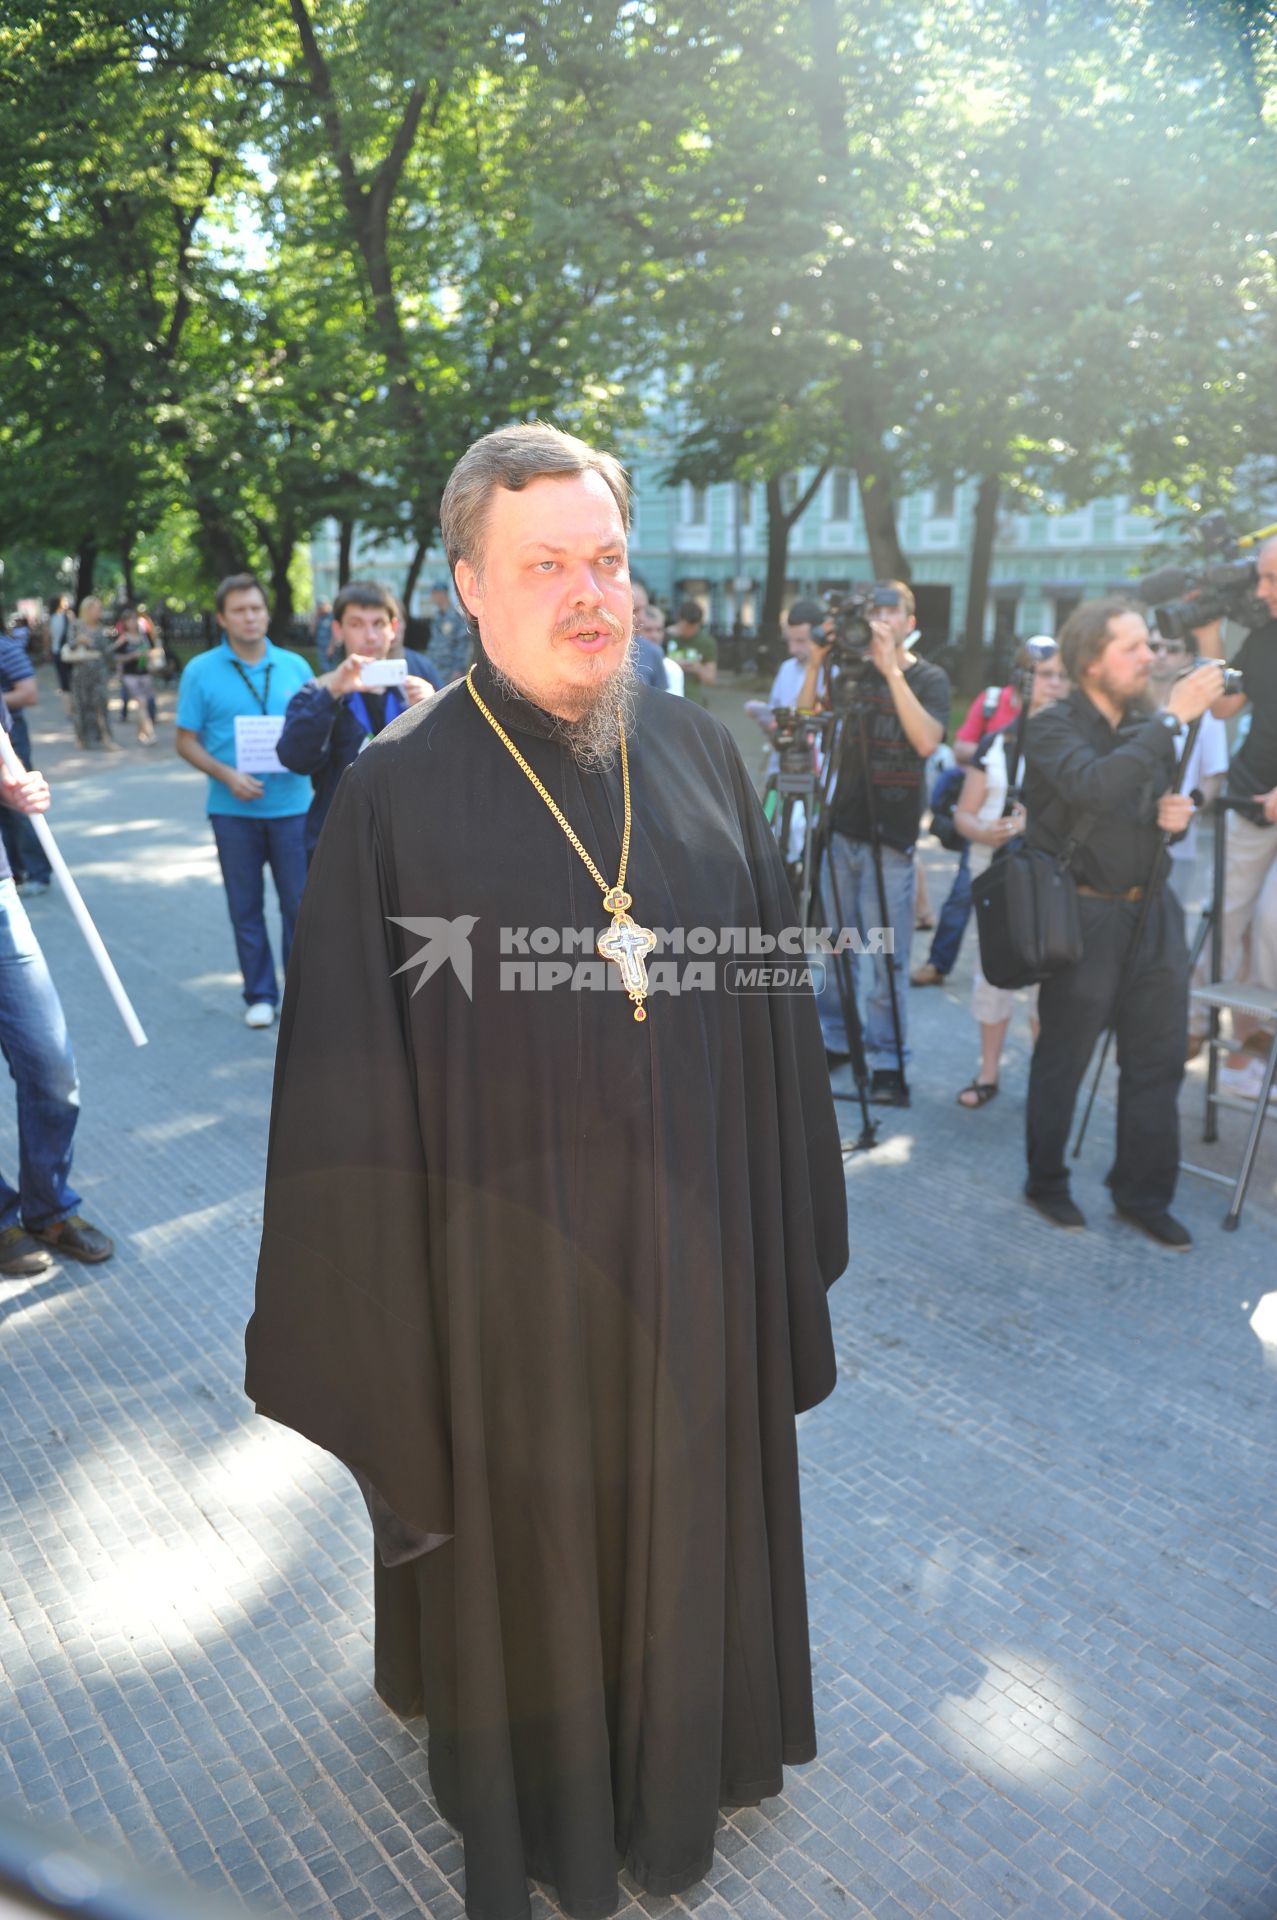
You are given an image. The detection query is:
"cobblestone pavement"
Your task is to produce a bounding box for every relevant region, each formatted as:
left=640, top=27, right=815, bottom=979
left=1, top=671, right=1274, bottom=1920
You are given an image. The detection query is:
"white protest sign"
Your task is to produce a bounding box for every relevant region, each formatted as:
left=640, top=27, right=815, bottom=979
left=234, top=714, right=287, bottom=775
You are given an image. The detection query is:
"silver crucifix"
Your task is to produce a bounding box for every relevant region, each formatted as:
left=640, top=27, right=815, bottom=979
left=597, top=912, right=658, bottom=1006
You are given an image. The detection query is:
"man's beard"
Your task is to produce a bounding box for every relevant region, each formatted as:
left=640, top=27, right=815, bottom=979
left=489, top=649, right=639, bottom=770
left=1093, top=664, right=1155, bottom=717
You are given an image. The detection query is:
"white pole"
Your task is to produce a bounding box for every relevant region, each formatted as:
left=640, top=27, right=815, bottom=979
left=0, top=732, right=148, bottom=1048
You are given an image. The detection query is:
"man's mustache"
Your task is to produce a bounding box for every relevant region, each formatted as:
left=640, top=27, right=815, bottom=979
left=552, top=614, right=627, bottom=643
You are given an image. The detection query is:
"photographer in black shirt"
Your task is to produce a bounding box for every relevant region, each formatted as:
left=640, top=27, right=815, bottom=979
left=1022, top=596, right=1223, bottom=1246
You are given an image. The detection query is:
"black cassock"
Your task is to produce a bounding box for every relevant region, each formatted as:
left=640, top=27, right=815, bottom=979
left=245, top=653, right=848, bottom=1920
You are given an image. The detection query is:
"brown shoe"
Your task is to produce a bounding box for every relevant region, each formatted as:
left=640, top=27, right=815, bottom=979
left=1185, top=1033, right=1205, bottom=1062
left=910, top=963, right=946, bottom=987
left=0, top=1225, right=54, bottom=1277
left=30, top=1214, right=114, bottom=1264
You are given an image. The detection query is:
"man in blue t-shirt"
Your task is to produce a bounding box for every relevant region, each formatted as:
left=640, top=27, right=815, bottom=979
left=175, top=574, right=314, bottom=1029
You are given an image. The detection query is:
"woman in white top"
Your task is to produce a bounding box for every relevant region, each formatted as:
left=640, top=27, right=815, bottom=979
left=954, top=641, right=1069, bottom=1108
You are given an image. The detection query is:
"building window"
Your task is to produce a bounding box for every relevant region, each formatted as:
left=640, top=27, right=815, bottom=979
left=737, top=482, right=754, bottom=527
left=829, top=470, right=853, bottom=522
left=931, top=480, right=956, bottom=519
left=685, top=484, right=708, bottom=526
left=780, top=473, right=799, bottom=514
left=992, top=596, right=1019, bottom=647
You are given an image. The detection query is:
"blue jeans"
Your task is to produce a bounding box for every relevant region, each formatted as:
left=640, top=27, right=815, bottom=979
left=818, top=834, right=915, bottom=1071
left=928, top=843, right=972, bottom=976
left=0, top=879, right=81, bottom=1231
left=210, top=814, right=308, bottom=1006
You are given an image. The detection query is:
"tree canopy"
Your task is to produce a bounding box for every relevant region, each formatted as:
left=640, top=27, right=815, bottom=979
left=0, top=0, right=1273, bottom=644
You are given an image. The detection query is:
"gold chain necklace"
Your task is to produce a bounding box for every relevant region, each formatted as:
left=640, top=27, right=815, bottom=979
left=466, top=666, right=657, bottom=1022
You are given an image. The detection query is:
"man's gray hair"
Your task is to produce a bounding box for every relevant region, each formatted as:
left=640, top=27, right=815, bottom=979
left=440, top=422, right=631, bottom=581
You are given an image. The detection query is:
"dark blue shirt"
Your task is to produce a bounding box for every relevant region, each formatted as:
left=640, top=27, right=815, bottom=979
left=277, top=656, right=441, bottom=862
left=0, top=633, right=35, bottom=697
left=633, top=636, right=667, bottom=691
left=0, top=700, right=14, bottom=883
left=0, top=633, right=37, bottom=796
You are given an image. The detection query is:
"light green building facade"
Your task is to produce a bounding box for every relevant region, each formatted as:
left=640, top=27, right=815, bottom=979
left=311, top=453, right=1169, bottom=656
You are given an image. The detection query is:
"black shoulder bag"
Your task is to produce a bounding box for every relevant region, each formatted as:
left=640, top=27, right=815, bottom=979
left=970, top=823, right=1095, bottom=990
left=969, top=697, right=1097, bottom=990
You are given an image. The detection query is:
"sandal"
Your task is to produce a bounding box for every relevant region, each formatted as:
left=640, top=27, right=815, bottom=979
left=957, top=1081, right=998, bottom=1109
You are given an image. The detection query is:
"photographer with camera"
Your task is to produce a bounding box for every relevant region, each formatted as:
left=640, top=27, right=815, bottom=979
left=276, top=581, right=438, bottom=866
left=1022, top=597, right=1224, bottom=1244
left=1188, top=536, right=1277, bottom=1092
left=813, top=582, right=950, bottom=1103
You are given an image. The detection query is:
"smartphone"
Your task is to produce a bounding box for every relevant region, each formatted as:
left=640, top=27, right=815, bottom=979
left=358, top=657, right=408, bottom=689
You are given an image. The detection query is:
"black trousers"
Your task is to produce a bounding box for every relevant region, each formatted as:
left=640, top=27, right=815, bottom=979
left=1026, top=887, right=1188, bottom=1216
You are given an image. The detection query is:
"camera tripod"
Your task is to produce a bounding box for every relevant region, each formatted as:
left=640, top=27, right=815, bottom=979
left=760, top=720, right=827, bottom=930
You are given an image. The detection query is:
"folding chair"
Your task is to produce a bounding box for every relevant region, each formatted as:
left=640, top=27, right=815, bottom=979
left=1180, top=801, right=1277, bottom=1230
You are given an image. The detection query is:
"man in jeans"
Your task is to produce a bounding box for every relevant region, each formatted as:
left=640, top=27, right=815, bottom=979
left=0, top=706, right=112, bottom=1274
left=817, top=583, right=950, bottom=1104
left=175, top=574, right=313, bottom=1029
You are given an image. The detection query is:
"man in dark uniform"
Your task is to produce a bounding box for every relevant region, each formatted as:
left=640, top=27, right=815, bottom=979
left=1022, top=595, right=1224, bottom=1245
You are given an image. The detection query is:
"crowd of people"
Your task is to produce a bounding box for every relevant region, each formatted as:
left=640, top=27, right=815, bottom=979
left=1, top=523, right=1274, bottom=1272
left=751, top=574, right=1277, bottom=1247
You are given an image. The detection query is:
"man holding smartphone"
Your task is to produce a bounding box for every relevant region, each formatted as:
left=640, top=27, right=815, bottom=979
left=277, top=580, right=438, bottom=863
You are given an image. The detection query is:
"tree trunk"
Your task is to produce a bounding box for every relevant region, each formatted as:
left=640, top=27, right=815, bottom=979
left=402, top=537, right=431, bottom=615
left=855, top=467, right=911, bottom=581
left=74, top=537, right=97, bottom=604
left=759, top=469, right=830, bottom=667
left=121, top=542, right=136, bottom=603
left=288, top=0, right=429, bottom=445
left=960, top=472, right=1001, bottom=693
left=760, top=477, right=793, bottom=662
left=338, top=517, right=355, bottom=589
left=267, top=541, right=296, bottom=645
left=193, top=505, right=248, bottom=585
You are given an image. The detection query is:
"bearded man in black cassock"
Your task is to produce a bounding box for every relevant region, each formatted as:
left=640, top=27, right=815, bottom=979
left=245, top=423, right=848, bottom=1920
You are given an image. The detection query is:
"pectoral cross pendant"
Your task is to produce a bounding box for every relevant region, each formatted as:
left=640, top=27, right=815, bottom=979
left=597, top=888, right=657, bottom=1022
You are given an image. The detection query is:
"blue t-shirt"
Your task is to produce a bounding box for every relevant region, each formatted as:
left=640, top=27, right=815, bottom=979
left=176, top=639, right=314, bottom=817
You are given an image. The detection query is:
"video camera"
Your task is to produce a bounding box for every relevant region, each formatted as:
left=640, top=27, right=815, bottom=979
left=820, top=584, right=903, bottom=678
left=1135, top=511, right=1264, bottom=642
left=770, top=707, right=831, bottom=779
